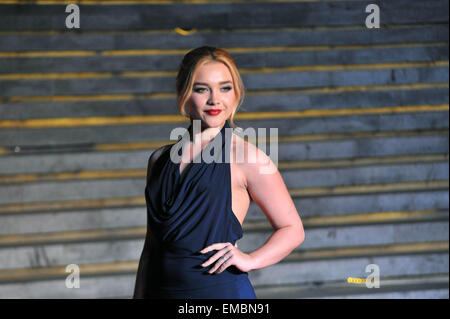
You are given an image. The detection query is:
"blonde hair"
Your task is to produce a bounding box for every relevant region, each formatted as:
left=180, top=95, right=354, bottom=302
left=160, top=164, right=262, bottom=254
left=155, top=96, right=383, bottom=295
left=175, top=46, right=245, bottom=128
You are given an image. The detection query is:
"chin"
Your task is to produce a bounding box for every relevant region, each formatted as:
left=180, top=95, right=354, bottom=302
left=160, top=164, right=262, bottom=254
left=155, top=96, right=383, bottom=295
left=202, top=116, right=226, bottom=128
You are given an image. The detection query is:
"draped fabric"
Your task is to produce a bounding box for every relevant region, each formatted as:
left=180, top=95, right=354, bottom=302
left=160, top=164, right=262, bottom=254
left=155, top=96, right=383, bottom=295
left=133, top=120, right=256, bottom=299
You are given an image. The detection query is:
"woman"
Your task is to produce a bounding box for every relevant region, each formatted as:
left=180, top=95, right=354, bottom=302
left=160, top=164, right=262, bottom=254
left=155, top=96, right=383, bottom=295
left=133, top=46, right=305, bottom=299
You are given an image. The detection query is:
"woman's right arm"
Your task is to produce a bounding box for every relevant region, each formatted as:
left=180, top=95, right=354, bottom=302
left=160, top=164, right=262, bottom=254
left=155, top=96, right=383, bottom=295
left=143, top=144, right=172, bottom=246
left=146, top=144, right=172, bottom=184
left=133, top=144, right=172, bottom=298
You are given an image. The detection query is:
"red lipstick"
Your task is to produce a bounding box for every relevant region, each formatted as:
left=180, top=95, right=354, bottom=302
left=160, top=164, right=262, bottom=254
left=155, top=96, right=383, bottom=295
left=205, top=109, right=222, bottom=116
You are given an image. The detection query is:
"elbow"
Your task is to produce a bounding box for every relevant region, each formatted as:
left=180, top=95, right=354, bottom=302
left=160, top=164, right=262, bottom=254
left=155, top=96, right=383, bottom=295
left=300, top=231, right=305, bottom=245
left=283, top=224, right=304, bottom=248
left=294, top=224, right=305, bottom=247
left=296, top=230, right=305, bottom=247
left=282, top=217, right=305, bottom=248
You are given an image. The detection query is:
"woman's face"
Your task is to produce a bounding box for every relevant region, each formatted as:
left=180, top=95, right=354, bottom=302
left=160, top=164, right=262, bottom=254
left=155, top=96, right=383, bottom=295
left=187, top=61, right=236, bottom=129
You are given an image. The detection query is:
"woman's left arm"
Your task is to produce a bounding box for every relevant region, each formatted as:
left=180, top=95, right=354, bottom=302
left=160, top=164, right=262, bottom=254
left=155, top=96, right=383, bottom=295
left=242, top=144, right=305, bottom=271
left=200, top=141, right=305, bottom=274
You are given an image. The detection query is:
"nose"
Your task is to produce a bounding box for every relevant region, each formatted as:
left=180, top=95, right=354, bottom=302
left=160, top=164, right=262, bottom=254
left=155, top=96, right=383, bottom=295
left=207, top=89, right=219, bottom=105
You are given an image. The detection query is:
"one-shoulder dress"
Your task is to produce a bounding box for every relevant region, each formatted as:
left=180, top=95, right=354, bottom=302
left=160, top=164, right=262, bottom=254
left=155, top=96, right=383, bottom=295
left=133, top=119, right=257, bottom=299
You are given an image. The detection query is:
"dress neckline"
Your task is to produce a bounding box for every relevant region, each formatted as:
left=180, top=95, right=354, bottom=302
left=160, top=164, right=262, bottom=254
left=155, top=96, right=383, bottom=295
left=172, top=119, right=230, bottom=187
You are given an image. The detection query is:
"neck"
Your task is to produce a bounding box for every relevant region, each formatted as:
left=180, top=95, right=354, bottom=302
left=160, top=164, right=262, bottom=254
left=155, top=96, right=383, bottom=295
left=188, top=120, right=225, bottom=143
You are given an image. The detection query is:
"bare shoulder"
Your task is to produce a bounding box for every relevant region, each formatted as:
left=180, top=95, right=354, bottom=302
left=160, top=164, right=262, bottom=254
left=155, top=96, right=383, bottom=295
left=230, top=132, right=279, bottom=202
left=231, top=132, right=277, bottom=179
left=231, top=132, right=302, bottom=232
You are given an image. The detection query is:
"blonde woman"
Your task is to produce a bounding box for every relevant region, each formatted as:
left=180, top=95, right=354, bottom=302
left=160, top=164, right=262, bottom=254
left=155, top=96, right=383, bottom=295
left=133, top=46, right=305, bottom=299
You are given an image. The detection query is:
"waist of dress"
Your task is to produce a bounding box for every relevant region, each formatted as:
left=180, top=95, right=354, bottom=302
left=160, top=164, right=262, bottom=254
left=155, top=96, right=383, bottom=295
left=147, top=248, right=249, bottom=291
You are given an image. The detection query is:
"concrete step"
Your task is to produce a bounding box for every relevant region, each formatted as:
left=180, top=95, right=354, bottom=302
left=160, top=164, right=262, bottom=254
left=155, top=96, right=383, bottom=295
left=0, top=0, right=447, bottom=31
left=0, top=189, right=447, bottom=233
left=249, top=252, right=449, bottom=287
left=0, top=160, right=447, bottom=204
left=0, top=183, right=447, bottom=227
left=2, top=273, right=449, bottom=299
left=1, top=84, right=448, bottom=120
left=321, top=289, right=449, bottom=299
left=0, top=37, right=448, bottom=75
left=4, top=158, right=448, bottom=184
left=1, top=133, right=447, bottom=174
left=0, top=251, right=447, bottom=298
left=0, top=272, right=137, bottom=298
left=243, top=220, right=449, bottom=251
left=255, top=273, right=449, bottom=299
left=0, top=61, right=447, bottom=98
left=0, top=241, right=447, bottom=282
left=0, top=169, right=447, bottom=225
left=2, top=185, right=445, bottom=217
left=2, top=154, right=448, bottom=185
left=1, top=110, right=448, bottom=146
left=0, top=25, right=449, bottom=54
left=0, top=219, right=447, bottom=269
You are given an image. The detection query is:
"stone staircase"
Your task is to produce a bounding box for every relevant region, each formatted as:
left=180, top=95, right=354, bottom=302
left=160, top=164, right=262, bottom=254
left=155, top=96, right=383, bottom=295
left=0, top=0, right=448, bottom=298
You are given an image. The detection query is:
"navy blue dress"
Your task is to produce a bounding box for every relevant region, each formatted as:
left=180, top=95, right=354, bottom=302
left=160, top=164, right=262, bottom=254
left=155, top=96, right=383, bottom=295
left=133, top=120, right=257, bottom=299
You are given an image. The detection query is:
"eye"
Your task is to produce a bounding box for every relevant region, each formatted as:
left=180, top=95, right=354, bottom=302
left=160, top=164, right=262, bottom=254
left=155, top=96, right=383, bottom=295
left=194, top=88, right=206, bottom=93
left=222, top=86, right=232, bottom=91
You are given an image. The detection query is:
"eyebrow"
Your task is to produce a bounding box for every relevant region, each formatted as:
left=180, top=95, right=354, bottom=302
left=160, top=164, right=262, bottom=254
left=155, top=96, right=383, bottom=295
left=193, top=81, right=232, bottom=85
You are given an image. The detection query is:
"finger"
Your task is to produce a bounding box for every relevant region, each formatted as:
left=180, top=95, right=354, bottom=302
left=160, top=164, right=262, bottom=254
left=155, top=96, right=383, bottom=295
left=214, top=252, right=234, bottom=274
left=200, top=242, right=227, bottom=254
left=201, top=245, right=234, bottom=268
left=209, top=250, right=233, bottom=273
left=200, top=242, right=232, bottom=254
